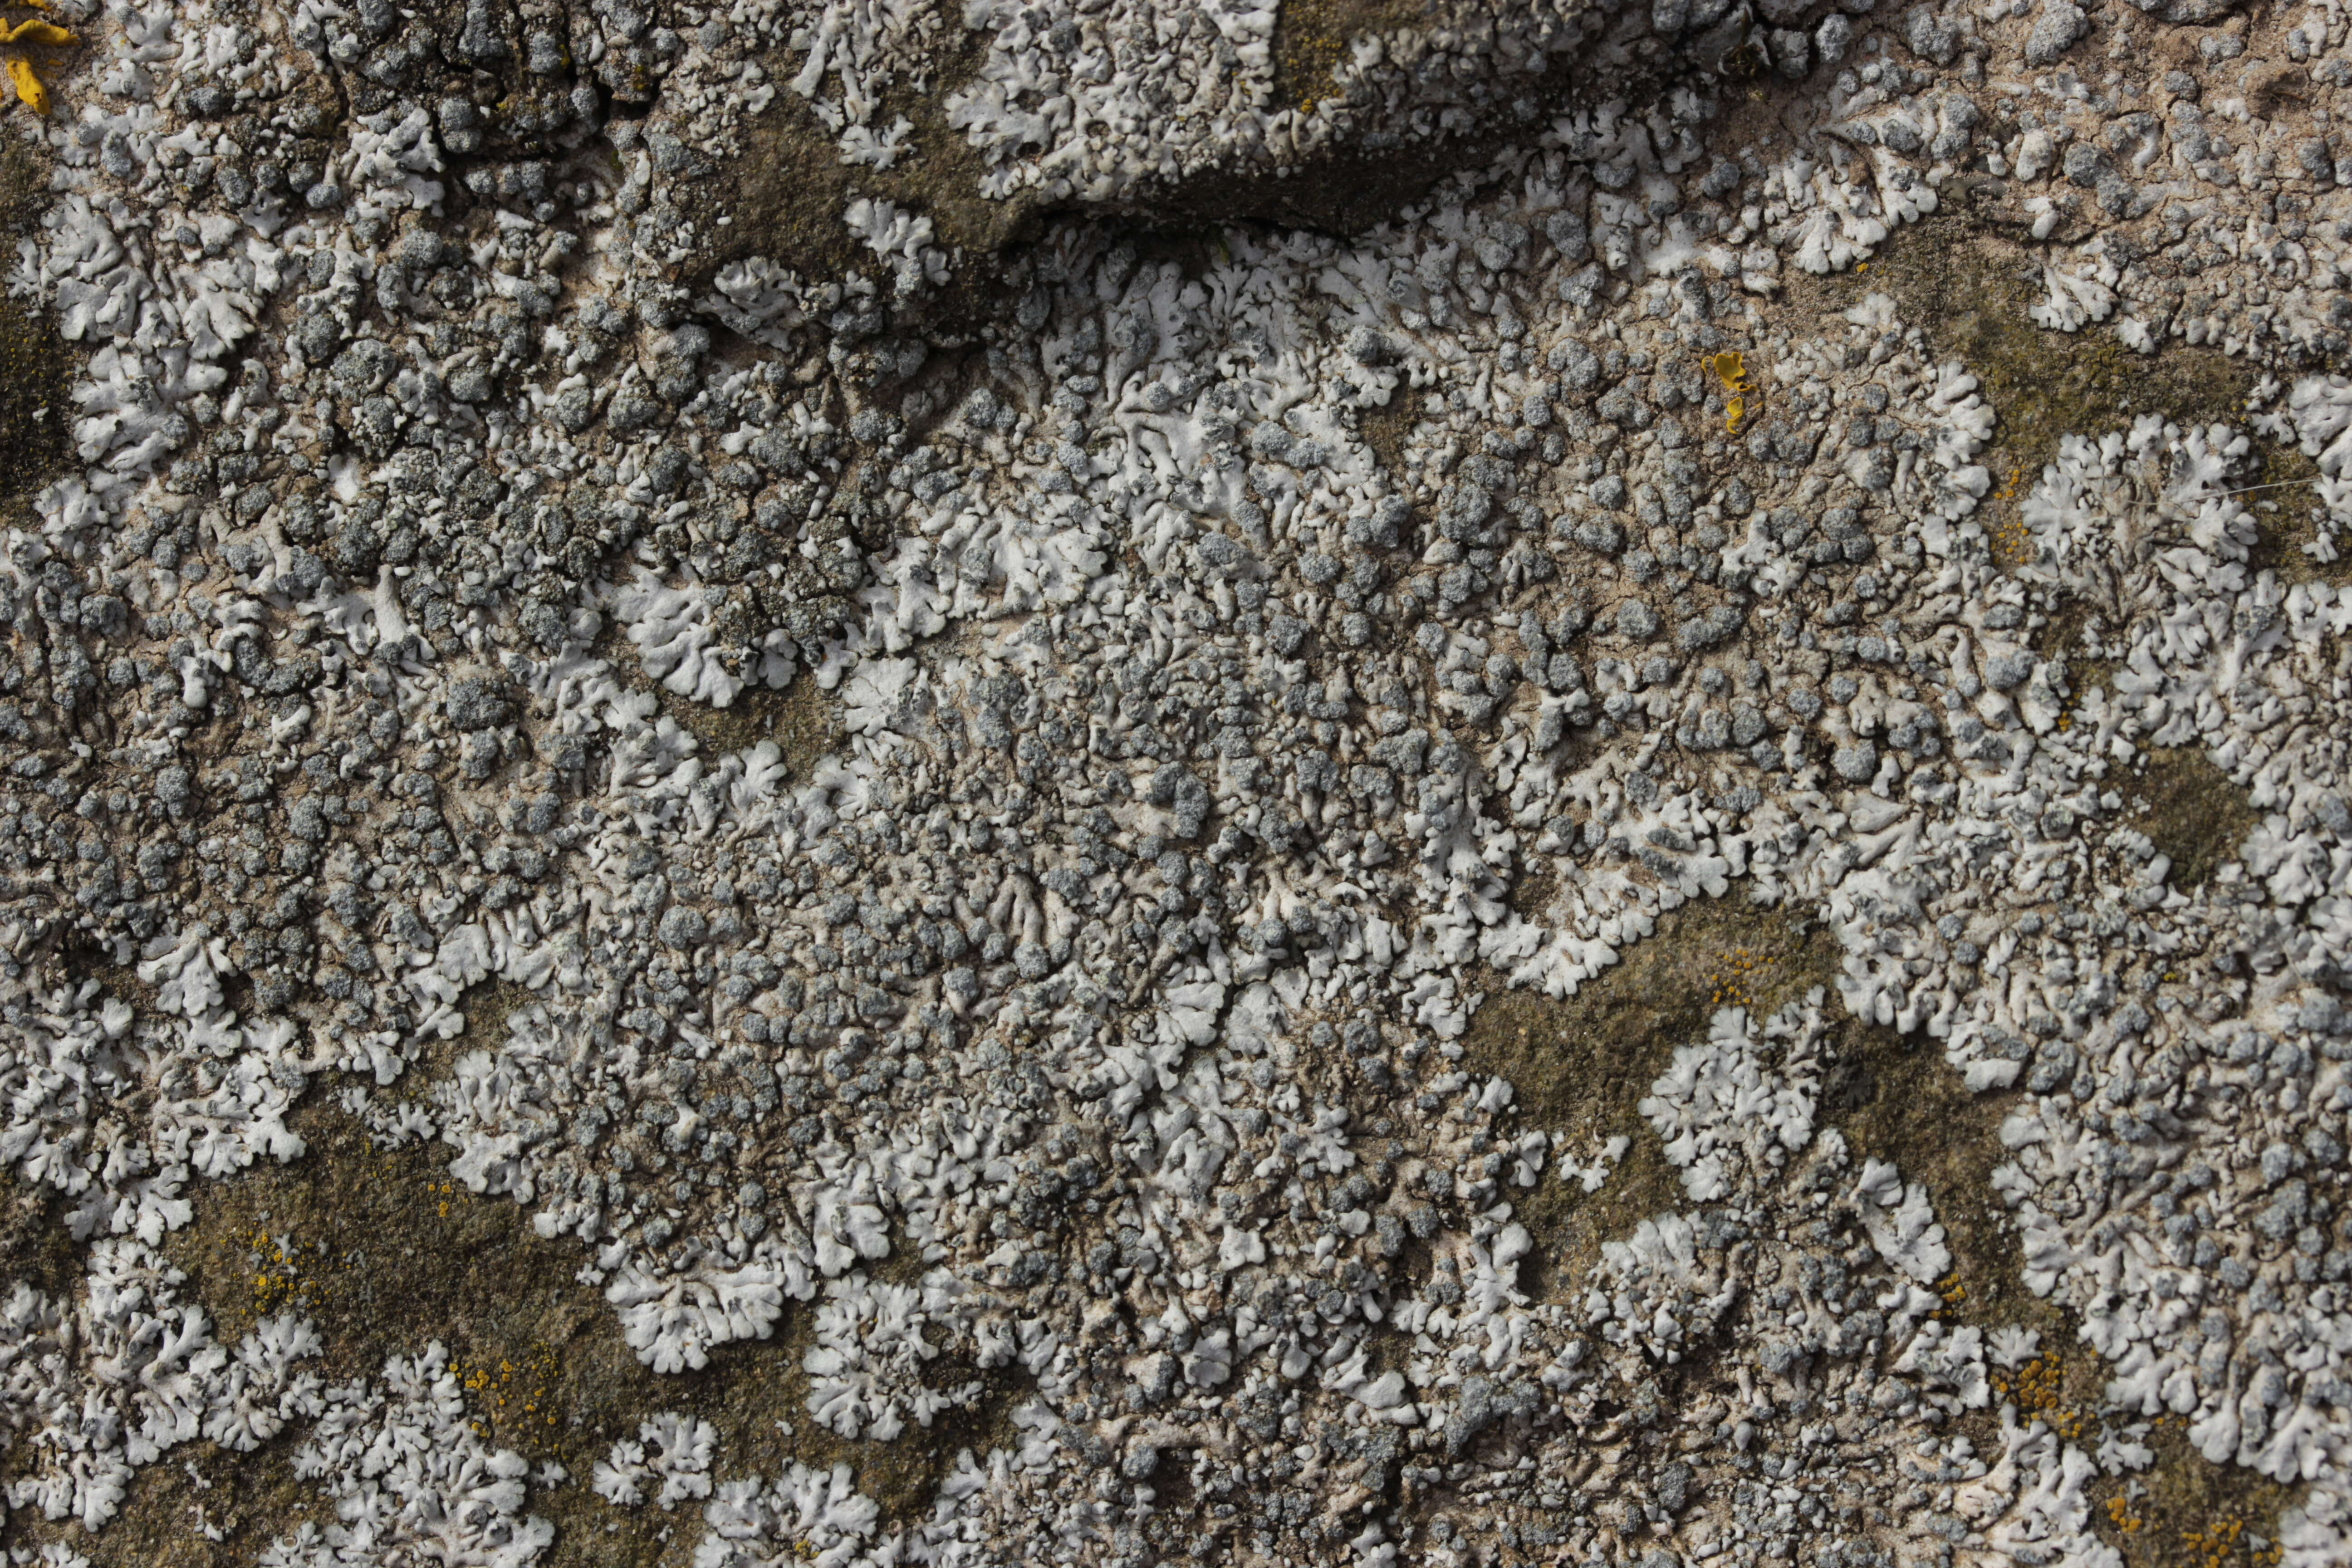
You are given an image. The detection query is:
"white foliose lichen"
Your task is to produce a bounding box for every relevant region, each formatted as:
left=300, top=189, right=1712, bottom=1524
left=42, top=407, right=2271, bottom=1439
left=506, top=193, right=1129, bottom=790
left=3, top=0, right=2351, bottom=1559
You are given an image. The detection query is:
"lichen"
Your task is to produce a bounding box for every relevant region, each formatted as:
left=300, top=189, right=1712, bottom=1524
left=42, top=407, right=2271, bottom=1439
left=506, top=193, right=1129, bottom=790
left=1813, top=207, right=2255, bottom=569
left=3, top=1, right=2349, bottom=1563
left=1464, top=897, right=1843, bottom=1297
left=1270, top=0, right=1427, bottom=114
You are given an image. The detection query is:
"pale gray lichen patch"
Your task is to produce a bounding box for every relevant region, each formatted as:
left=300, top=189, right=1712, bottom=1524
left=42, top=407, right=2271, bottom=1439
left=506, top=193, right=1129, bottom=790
left=6, top=0, right=2352, bottom=1562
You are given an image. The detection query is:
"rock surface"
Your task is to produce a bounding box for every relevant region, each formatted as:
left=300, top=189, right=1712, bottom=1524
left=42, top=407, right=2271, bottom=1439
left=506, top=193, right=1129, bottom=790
left=0, top=0, right=2350, bottom=1563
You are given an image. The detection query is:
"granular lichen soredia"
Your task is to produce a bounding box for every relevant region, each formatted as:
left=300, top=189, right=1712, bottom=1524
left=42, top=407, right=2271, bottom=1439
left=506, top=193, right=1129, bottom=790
left=1, top=0, right=2349, bottom=1563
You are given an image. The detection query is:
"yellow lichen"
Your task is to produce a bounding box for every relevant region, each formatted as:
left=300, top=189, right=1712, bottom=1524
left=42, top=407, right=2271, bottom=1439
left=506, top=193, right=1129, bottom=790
left=1986, top=470, right=2038, bottom=566
left=1709, top=351, right=1754, bottom=432
left=1705, top=944, right=1769, bottom=1009
left=1, top=5, right=75, bottom=116
left=1991, top=1351, right=2086, bottom=1441
left=2182, top=1510, right=2285, bottom=1568
left=234, top=1223, right=341, bottom=1326
left=451, top=1342, right=564, bottom=1440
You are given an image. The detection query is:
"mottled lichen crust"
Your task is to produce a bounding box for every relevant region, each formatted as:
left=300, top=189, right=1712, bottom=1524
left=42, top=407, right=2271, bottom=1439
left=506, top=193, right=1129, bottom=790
left=0, top=0, right=2349, bottom=1564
